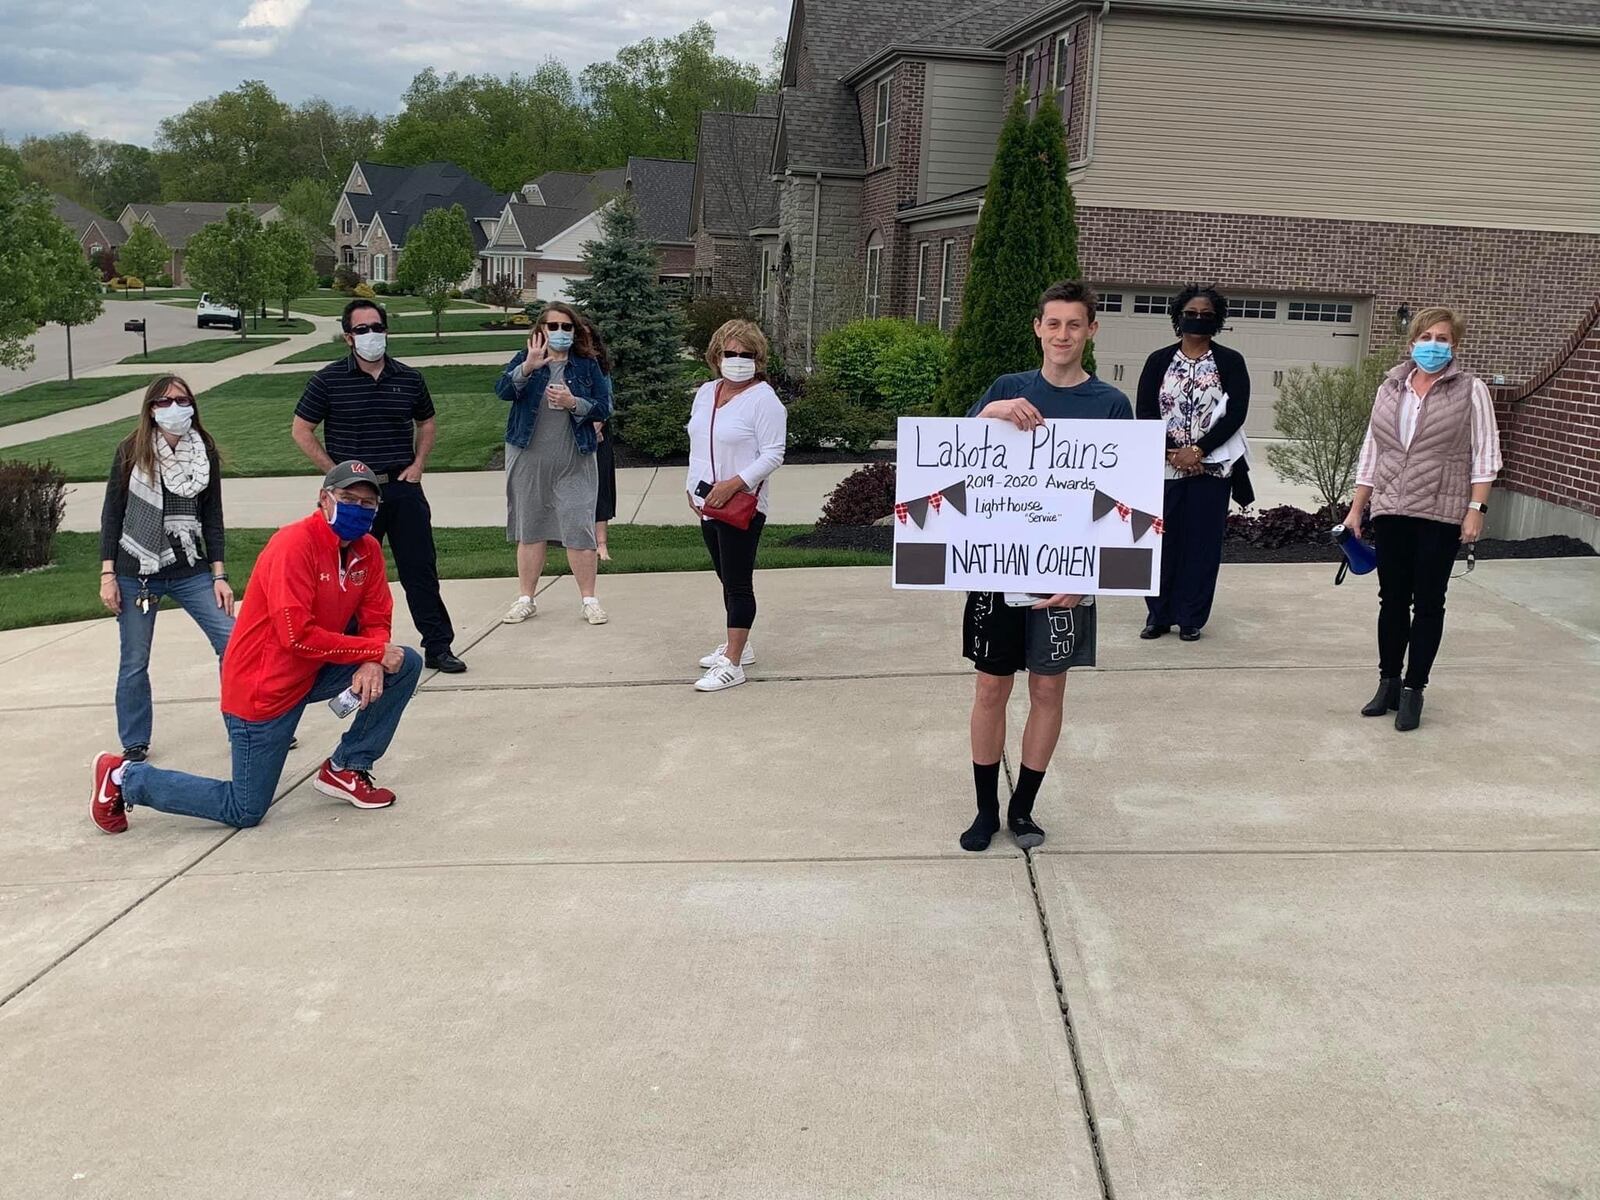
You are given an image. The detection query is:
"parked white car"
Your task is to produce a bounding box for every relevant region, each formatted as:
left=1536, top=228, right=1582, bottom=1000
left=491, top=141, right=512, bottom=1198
left=196, top=293, right=242, bottom=331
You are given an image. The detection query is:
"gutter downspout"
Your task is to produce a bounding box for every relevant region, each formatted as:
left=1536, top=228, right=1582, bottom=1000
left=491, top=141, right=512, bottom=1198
left=807, top=171, right=822, bottom=372
left=1084, top=0, right=1109, bottom=165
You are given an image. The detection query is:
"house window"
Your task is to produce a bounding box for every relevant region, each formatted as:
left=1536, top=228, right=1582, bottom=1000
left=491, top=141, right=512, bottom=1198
left=1288, top=300, right=1353, bottom=323
left=1099, top=292, right=1123, bottom=313
left=1055, top=30, right=1075, bottom=93
left=1022, top=50, right=1038, bottom=103
left=873, top=77, right=891, bottom=167
left=1231, top=298, right=1278, bottom=319
left=864, top=241, right=882, bottom=317
left=372, top=253, right=387, bottom=282
left=938, top=240, right=956, bottom=332
left=914, top=242, right=930, bottom=323
left=758, top=248, right=773, bottom=318
left=1133, top=293, right=1170, bottom=315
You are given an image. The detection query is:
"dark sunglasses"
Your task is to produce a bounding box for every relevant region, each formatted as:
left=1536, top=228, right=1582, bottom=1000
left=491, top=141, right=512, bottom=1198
left=348, top=322, right=387, bottom=335
left=543, top=321, right=575, bottom=332
left=1181, top=309, right=1212, bottom=319
left=151, top=396, right=193, bottom=408
left=722, top=350, right=757, bottom=360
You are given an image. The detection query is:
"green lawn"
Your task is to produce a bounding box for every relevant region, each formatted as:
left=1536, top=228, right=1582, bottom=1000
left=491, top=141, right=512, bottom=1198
left=281, top=333, right=527, bottom=364
left=103, top=288, right=204, bottom=302
left=0, top=525, right=889, bottom=630
left=0, top=375, right=158, bottom=428
left=119, top=337, right=288, bottom=365
left=288, top=292, right=485, bottom=318
left=388, top=311, right=528, bottom=335
left=4, top=365, right=507, bottom=481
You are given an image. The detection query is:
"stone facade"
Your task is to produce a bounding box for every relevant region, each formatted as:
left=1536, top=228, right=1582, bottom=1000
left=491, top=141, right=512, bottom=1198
left=693, top=229, right=761, bottom=302
left=775, top=175, right=864, bottom=369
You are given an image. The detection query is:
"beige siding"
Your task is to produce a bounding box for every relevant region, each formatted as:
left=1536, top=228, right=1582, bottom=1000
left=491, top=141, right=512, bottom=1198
left=1078, top=15, right=1600, bottom=232
left=923, top=60, right=1007, bottom=204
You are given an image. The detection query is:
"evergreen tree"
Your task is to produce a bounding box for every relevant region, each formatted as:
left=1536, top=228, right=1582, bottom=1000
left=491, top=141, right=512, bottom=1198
left=936, top=91, right=1089, bottom=415
left=567, top=192, right=687, bottom=453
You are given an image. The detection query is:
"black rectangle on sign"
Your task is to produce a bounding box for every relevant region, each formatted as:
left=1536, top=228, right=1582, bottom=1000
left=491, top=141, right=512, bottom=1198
left=1099, top=547, right=1153, bottom=591
left=895, top=542, right=947, bottom=586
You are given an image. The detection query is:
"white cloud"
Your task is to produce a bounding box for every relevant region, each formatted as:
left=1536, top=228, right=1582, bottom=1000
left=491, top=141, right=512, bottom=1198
left=240, top=0, right=313, bottom=31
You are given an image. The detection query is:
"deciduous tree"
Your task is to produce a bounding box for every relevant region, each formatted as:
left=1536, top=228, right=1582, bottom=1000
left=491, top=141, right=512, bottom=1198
left=184, top=207, right=272, bottom=339
left=395, top=205, right=476, bottom=339
left=116, top=223, right=171, bottom=297
left=261, top=220, right=318, bottom=321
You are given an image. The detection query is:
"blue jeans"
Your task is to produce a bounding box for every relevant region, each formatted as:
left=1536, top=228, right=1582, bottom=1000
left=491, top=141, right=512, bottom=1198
left=121, top=648, right=424, bottom=829
left=116, top=573, right=234, bottom=750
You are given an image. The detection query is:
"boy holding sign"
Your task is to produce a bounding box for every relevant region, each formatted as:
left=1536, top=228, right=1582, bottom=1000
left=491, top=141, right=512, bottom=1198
left=959, top=281, right=1132, bottom=851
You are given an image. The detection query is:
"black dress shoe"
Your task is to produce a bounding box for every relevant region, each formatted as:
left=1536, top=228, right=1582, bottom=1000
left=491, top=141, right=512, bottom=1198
left=1140, top=623, right=1170, bottom=640
left=426, top=651, right=467, bottom=673
left=1394, top=687, right=1424, bottom=732
left=1178, top=627, right=1201, bottom=642
left=1361, top=678, right=1401, bottom=717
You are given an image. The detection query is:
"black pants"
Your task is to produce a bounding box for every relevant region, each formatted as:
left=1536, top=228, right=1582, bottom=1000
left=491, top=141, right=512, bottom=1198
left=701, top=514, right=765, bottom=630
left=1145, top=473, right=1230, bottom=630
left=370, top=479, right=455, bottom=656
left=1372, top=515, right=1461, bottom=690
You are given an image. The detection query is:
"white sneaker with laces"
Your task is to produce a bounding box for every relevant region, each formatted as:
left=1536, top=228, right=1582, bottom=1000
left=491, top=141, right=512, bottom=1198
left=694, top=656, right=746, bottom=692
left=699, top=642, right=755, bottom=668
left=502, top=598, right=537, bottom=623
left=583, top=599, right=609, bottom=625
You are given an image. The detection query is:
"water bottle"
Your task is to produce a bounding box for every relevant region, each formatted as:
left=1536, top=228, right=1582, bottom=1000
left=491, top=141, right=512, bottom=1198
left=328, top=688, right=361, bottom=719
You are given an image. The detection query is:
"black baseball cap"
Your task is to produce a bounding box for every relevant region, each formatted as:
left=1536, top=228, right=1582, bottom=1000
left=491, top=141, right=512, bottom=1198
left=321, top=460, right=382, bottom=497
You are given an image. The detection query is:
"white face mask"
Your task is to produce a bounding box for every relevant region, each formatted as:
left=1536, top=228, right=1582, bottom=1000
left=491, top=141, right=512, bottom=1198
left=152, top=403, right=193, bottom=435
left=352, top=331, right=387, bottom=362
left=720, top=356, right=757, bottom=383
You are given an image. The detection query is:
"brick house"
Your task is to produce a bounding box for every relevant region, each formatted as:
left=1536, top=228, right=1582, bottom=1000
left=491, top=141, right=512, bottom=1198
left=689, top=96, right=781, bottom=310
left=116, top=202, right=283, bottom=286
left=331, top=161, right=509, bottom=289
left=480, top=157, right=698, bottom=302
left=49, top=194, right=124, bottom=274
left=741, top=0, right=1600, bottom=434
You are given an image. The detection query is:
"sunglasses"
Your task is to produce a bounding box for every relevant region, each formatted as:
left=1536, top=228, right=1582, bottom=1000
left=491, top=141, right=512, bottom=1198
left=151, top=396, right=193, bottom=409
left=543, top=321, right=575, bottom=332
left=722, top=350, right=757, bottom=359
left=1181, top=310, right=1212, bottom=319
left=348, top=322, right=387, bottom=335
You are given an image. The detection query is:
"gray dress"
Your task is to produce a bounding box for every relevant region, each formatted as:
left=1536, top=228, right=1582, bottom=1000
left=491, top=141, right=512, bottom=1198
left=505, top=360, right=599, bottom=549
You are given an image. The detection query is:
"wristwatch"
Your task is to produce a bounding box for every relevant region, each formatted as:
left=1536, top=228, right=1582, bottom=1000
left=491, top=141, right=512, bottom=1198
left=1467, top=501, right=1488, bottom=514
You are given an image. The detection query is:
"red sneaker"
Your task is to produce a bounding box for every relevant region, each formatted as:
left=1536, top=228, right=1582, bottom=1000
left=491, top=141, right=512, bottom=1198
left=91, top=752, right=128, bottom=834
left=313, top=760, right=396, bottom=809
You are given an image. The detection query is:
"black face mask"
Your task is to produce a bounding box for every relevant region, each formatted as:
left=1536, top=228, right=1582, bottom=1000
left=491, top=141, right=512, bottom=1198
left=1179, top=313, right=1222, bottom=337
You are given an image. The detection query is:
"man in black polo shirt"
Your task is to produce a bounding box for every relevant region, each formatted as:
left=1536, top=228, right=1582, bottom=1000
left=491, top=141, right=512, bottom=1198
left=291, top=298, right=467, bottom=673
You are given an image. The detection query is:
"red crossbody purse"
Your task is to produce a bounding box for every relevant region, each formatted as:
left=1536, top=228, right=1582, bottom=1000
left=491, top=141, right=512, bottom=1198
left=700, top=390, right=760, bottom=530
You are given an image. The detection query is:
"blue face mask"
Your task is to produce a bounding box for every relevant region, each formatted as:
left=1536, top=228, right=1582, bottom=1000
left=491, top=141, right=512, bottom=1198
left=326, top=500, right=377, bottom=542
left=546, top=329, right=575, bottom=351
left=1411, top=340, right=1453, bottom=373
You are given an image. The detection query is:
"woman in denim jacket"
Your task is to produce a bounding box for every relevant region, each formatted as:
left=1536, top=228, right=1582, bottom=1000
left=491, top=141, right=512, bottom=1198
left=495, top=301, right=614, bottom=626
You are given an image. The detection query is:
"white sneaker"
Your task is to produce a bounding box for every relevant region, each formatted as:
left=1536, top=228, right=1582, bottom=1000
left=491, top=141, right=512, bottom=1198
left=582, top=599, right=608, bottom=625
left=699, top=642, right=755, bottom=668
left=502, top=598, right=537, bottom=623
left=694, top=656, right=746, bottom=692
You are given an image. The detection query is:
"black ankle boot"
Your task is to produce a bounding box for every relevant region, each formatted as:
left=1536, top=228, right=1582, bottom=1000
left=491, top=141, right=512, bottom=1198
left=1394, top=688, right=1424, bottom=732
left=1361, top=678, right=1401, bottom=717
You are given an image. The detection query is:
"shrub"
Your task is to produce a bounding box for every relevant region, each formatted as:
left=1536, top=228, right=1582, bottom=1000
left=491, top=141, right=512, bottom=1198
left=448, top=287, right=463, bottom=299
left=371, top=280, right=391, bottom=295
left=332, top=264, right=360, bottom=293
left=875, top=326, right=949, bottom=416
left=1267, top=354, right=1390, bottom=513
left=684, top=295, right=753, bottom=354
left=149, top=273, right=173, bottom=288
left=508, top=313, right=532, bottom=326
left=815, top=318, right=910, bottom=410
left=819, top=461, right=897, bottom=527
left=353, top=283, right=377, bottom=300
left=1225, top=504, right=1340, bottom=549
left=621, top=396, right=691, bottom=458
left=785, top=379, right=889, bottom=454
left=316, top=275, right=334, bottom=289
left=105, top=276, right=124, bottom=290
left=0, top=461, right=68, bottom=571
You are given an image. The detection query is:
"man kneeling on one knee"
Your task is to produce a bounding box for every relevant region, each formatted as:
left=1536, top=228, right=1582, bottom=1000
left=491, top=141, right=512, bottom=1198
left=92, top=461, right=423, bottom=832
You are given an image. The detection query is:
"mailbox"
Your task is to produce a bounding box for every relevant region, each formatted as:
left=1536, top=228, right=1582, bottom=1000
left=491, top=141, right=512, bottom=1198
left=124, top=319, right=146, bottom=332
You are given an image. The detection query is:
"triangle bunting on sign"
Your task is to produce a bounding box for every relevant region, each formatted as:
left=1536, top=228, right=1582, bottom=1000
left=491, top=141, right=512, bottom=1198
left=1092, top=490, right=1118, bottom=522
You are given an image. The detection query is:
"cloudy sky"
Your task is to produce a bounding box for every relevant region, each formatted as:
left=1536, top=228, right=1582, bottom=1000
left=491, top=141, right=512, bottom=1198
left=0, top=0, right=788, bottom=145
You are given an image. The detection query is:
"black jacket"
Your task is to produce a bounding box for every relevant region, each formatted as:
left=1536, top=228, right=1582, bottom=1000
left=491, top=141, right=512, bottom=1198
left=1135, top=340, right=1251, bottom=454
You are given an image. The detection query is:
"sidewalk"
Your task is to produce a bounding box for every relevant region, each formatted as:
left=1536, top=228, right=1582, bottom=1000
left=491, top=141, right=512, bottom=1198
left=0, top=561, right=1595, bottom=1197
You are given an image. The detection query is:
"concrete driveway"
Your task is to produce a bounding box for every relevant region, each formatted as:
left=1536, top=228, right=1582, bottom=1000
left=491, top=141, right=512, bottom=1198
left=0, top=560, right=1595, bottom=1198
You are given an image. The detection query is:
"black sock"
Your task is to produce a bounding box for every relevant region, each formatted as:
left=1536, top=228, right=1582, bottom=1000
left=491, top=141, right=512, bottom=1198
left=1008, top=766, right=1046, bottom=822
left=962, top=762, right=1002, bottom=851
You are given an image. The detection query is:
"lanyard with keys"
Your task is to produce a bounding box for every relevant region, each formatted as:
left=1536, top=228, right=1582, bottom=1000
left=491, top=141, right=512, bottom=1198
left=135, top=579, right=155, bottom=614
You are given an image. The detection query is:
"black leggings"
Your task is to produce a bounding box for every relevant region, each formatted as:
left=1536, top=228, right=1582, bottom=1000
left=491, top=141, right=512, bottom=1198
left=1372, top=515, right=1461, bottom=690
left=701, top=514, right=765, bottom=630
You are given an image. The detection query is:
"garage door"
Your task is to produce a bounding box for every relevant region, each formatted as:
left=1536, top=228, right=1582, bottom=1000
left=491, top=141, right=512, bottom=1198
left=535, top=272, right=584, bottom=301
left=1090, top=291, right=1367, bottom=436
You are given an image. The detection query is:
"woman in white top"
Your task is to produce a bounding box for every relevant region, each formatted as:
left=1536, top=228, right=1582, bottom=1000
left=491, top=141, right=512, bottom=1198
left=685, top=319, right=787, bottom=692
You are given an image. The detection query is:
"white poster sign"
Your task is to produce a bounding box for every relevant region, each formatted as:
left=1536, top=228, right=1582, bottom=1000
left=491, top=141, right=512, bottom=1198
left=892, top=417, right=1166, bottom=596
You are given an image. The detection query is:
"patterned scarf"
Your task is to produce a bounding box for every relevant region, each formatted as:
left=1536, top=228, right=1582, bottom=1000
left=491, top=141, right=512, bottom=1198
left=119, top=430, right=211, bottom=576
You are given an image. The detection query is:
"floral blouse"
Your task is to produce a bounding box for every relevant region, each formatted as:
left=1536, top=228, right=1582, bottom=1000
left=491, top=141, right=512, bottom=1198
left=1159, top=349, right=1231, bottom=478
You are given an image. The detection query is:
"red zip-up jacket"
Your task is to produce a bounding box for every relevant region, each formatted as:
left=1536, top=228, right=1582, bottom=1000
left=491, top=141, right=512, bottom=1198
left=221, top=513, right=392, bottom=721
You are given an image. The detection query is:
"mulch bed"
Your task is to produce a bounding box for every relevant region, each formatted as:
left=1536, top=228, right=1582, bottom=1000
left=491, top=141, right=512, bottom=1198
left=786, top=525, right=1596, bottom=564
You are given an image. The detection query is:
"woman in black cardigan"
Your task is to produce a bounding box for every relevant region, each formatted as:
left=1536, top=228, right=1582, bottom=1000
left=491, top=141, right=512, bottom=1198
left=1135, top=286, right=1253, bottom=641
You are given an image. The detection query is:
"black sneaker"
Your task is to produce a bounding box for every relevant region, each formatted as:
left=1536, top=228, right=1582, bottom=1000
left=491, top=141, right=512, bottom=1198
left=121, top=743, right=149, bottom=763
left=1008, top=814, right=1046, bottom=849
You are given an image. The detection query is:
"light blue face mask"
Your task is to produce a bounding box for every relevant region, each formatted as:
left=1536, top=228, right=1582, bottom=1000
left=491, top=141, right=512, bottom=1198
left=546, top=330, right=575, bottom=351
left=1411, top=339, right=1453, bottom=373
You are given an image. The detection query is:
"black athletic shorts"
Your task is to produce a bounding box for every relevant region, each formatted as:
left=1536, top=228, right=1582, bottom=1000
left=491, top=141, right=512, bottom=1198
left=962, top=591, right=1097, bottom=677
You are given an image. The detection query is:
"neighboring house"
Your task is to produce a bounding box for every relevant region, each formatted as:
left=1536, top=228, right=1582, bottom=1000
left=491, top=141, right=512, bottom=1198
left=49, top=194, right=123, bottom=272
left=332, top=161, right=510, bottom=288
left=689, top=96, right=781, bottom=313
left=738, top=0, right=1600, bottom=446
left=480, top=157, right=697, bottom=302
left=116, top=201, right=283, bottom=285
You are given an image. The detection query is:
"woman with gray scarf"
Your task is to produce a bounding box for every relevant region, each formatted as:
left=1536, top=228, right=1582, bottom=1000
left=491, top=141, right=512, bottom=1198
left=98, top=375, right=233, bottom=763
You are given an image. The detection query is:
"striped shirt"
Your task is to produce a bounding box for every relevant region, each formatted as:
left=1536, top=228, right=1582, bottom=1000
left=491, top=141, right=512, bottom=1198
left=294, top=355, right=435, bottom=474
left=1355, top=371, right=1502, bottom=488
